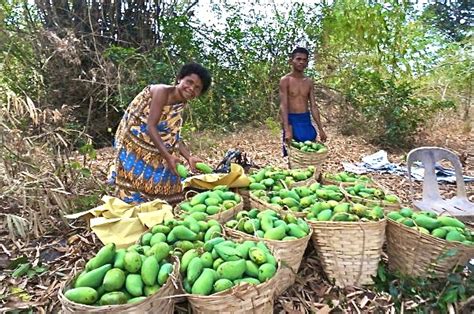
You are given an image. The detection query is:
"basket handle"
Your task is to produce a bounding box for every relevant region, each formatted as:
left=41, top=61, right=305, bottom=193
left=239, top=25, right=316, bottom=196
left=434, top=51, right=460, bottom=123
left=184, top=189, right=199, bottom=200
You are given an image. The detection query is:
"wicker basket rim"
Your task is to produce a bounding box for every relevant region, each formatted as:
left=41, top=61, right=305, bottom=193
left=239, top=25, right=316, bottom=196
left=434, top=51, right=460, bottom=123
left=288, top=144, right=329, bottom=155
left=387, top=219, right=474, bottom=248
left=174, top=197, right=244, bottom=216
left=187, top=265, right=281, bottom=300
left=224, top=226, right=313, bottom=244
left=339, top=182, right=401, bottom=206
left=306, top=218, right=386, bottom=225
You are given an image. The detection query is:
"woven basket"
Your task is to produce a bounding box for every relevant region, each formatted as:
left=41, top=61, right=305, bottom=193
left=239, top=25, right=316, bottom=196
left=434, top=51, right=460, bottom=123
left=339, top=182, right=401, bottom=212
left=288, top=170, right=319, bottom=188
left=58, top=257, right=180, bottom=313
left=287, top=144, right=328, bottom=170
left=307, top=219, right=386, bottom=287
left=386, top=219, right=474, bottom=278
left=186, top=274, right=277, bottom=314
left=186, top=238, right=281, bottom=314
left=224, top=227, right=312, bottom=295
left=175, top=193, right=244, bottom=224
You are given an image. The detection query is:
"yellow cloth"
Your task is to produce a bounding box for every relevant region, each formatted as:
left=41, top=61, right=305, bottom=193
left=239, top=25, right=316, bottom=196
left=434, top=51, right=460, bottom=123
left=65, top=196, right=174, bottom=248
left=182, top=163, right=250, bottom=190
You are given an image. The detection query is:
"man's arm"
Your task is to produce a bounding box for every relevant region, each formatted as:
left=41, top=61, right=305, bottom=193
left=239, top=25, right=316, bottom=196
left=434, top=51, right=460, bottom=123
left=309, top=80, right=327, bottom=142
left=279, top=77, right=292, bottom=142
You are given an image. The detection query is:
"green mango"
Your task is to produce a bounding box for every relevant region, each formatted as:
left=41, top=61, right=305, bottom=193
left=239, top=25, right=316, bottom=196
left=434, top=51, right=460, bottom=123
left=98, top=291, right=127, bottom=305
left=263, top=224, right=286, bottom=240
left=75, top=264, right=112, bottom=288
left=217, top=259, right=246, bottom=281
left=125, top=274, right=143, bottom=297
left=103, top=268, right=126, bottom=292
left=141, top=256, right=159, bottom=286
left=85, top=243, right=116, bottom=271
left=157, top=263, right=174, bottom=285
left=214, top=278, right=234, bottom=292
left=258, top=263, right=276, bottom=282
left=186, top=257, right=204, bottom=285
left=65, top=287, right=98, bottom=305
left=191, top=269, right=215, bottom=295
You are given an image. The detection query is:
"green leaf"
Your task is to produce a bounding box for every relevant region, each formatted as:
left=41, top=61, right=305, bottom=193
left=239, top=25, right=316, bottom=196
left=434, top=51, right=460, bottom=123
left=69, top=161, right=81, bottom=170
left=79, top=168, right=91, bottom=177
left=377, top=264, right=387, bottom=282
left=7, top=256, right=28, bottom=270
left=33, top=266, right=48, bottom=274
left=440, top=288, right=458, bottom=304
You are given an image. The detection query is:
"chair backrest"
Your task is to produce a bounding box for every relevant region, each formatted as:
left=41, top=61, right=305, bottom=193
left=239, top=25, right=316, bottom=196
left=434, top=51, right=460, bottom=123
left=406, top=147, right=467, bottom=202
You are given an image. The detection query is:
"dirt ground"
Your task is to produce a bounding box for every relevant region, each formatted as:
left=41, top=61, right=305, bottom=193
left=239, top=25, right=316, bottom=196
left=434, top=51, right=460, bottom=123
left=1, top=117, right=473, bottom=313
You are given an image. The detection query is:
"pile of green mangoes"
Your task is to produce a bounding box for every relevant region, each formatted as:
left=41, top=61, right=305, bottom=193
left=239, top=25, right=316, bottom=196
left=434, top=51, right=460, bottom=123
left=322, top=171, right=372, bottom=184
left=64, top=243, right=175, bottom=306
left=181, top=239, right=278, bottom=295
left=344, top=183, right=399, bottom=204
left=387, top=208, right=474, bottom=245
left=225, top=209, right=310, bottom=240
left=141, top=214, right=223, bottom=257
left=179, top=186, right=241, bottom=216
left=176, top=162, right=214, bottom=179
left=248, top=166, right=315, bottom=191
left=306, top=202, right=384, bottom=222
left=290, top=140, right=328, bottom=153
left=251, top=183, right=344, bottom=213
left=64, top=212, right=228, bottom=305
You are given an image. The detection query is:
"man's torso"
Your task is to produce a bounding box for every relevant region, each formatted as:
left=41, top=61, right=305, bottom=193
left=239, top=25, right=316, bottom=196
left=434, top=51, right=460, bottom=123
left=286, top=75, right=312, bottom=113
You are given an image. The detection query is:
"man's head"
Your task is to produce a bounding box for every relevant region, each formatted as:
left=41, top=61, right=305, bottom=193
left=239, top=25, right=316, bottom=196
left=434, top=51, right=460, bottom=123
left=290, top=47, right=309, bottom=72
left=176, top=63, right=212, bottom=100
left=291, top=47, right=309, bottom=59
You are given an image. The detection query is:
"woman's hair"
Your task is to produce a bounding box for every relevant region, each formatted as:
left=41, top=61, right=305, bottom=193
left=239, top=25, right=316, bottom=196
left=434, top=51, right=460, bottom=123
left=177, top=62, right=212, bottom=94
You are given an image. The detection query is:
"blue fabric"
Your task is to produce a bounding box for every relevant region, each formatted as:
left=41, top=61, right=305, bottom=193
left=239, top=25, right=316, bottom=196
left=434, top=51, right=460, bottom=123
left=282, top=112, right=317, bottom=157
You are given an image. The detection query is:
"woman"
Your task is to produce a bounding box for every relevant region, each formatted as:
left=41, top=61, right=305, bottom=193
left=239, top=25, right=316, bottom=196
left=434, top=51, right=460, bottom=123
left=109, top=63, right=212, bottom=204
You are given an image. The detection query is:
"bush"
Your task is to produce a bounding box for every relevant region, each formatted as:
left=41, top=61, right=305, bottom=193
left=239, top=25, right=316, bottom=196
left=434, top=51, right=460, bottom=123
left=340, top=69, right=454, bottom=147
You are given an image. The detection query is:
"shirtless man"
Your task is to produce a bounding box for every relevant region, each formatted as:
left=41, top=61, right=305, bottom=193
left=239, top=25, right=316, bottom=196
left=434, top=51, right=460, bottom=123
left=280, top=47, right=327, bottom=156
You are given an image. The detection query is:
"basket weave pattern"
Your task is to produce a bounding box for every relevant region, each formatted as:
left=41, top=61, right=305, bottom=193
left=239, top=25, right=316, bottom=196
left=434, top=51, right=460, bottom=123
left=307, top=219, right=386, bottom=287
left=58, top=258, right=180, bottom=314
left=288, top=145, right=327, bottom=170
left=186, top=237, right=281, bottom=313
left=386, top=219, right=474, bottom=277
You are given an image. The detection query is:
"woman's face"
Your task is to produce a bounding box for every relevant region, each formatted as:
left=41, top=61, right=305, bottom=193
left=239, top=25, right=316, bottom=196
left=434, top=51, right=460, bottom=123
left=177, top=74, right=203, bottom=100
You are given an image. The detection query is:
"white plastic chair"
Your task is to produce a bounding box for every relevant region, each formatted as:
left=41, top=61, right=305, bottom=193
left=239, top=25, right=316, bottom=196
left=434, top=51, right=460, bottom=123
left=407, top=147, right=474, bottom=221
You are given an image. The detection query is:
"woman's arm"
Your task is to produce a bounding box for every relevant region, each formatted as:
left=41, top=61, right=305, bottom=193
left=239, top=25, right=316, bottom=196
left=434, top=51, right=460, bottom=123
left=148, top=86, right=181, bottom=175
left=178, top=140, right=202, bottom=172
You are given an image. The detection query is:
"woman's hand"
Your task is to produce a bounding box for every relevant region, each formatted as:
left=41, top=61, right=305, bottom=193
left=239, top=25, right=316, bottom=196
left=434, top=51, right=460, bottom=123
left=187, top=156, right=203, bottom=173
left=166, top=154, right=182, bottom=177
